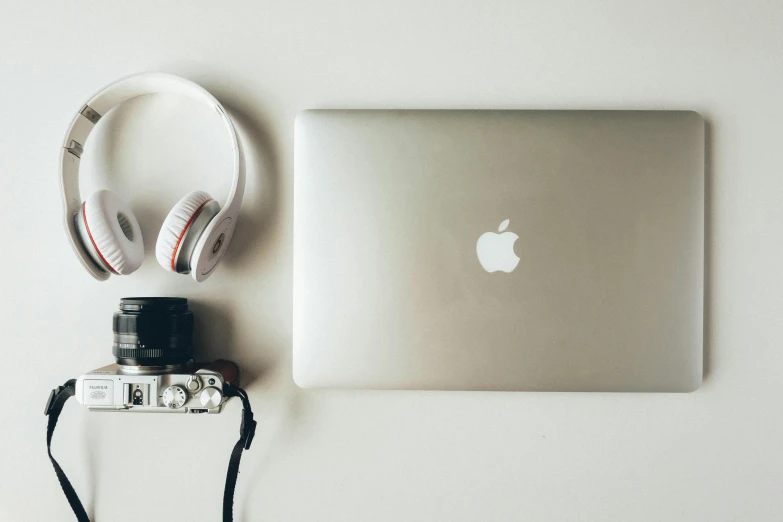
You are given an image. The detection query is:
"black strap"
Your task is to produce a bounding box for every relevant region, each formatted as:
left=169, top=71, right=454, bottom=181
left=45, top=380, right=90, bottom=522
left=45, top=380, right=257, bottom=522
left=223, top=383, right=257, bottom=522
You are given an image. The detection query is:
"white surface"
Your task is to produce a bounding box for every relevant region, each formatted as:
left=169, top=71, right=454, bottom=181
left=0, top=1, right=781, bottom=520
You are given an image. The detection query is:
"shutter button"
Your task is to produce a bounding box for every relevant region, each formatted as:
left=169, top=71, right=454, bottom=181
left=186, top=376, right=201, bottom=393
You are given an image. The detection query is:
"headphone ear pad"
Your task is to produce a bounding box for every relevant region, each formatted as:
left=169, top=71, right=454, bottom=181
left=80, top=190, right=144, bottom=275
left=156, top=191, right=215, bottom=272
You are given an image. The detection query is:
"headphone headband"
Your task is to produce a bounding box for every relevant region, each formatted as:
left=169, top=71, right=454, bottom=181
left=60, top=72, right=245, bottom=281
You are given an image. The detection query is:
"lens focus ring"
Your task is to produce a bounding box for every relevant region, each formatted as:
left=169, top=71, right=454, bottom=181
left=112, top=297, right=193, bottom=366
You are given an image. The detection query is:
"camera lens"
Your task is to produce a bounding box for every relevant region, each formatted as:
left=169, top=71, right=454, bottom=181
left=113, top=297, right=193, bottom=367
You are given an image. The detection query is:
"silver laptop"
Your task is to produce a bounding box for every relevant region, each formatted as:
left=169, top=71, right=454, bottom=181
left=294, top=110, right=704, bottom=392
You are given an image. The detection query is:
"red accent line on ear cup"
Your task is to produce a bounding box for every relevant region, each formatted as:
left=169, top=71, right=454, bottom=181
left=172, top=199, right=214, bottom=271
left=82, top=204, right=119, bottom=275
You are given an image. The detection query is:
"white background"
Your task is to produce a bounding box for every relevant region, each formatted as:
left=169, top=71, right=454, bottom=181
left=1, top=1, right=782, bottom=520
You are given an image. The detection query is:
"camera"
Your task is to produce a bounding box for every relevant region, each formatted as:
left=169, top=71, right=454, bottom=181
left=47, top=296, right=255, bottom=520
left=75, top=297, right=239, bottom=414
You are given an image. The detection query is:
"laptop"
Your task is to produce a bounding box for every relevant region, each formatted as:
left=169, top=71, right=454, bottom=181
left=293, top=110, right=704, bottom=392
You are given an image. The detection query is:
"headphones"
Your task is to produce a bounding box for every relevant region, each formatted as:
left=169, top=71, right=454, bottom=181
left=60, top=72, right=245, bottom=282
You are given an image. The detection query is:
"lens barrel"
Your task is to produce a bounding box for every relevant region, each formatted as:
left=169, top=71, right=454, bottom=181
left=113, top=297, right=193, bottom=366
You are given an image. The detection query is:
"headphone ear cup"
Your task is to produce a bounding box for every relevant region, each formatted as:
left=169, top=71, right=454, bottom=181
left=78, top=190, right=144, bottom=275
left=156, top=191, right=216, bottom=273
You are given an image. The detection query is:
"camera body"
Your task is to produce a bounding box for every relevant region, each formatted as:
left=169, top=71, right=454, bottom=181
left=72, top=297, right=240, bottom=414
left=46, top=297, right=257, bottom=520
left=76, top=360, right=239, bottom=414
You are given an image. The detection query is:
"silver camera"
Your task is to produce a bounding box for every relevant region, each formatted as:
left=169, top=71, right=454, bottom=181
left=75, top=297, right=239, bottom=414
left=46, top=296, right=256, bottom=522
left=76, top=360, right=238, bottom=413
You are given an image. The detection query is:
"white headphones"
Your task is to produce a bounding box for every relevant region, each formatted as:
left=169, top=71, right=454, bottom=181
left=60, top=72, right=245, bottom=282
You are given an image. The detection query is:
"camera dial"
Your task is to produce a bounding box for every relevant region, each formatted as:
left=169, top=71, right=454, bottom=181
left=162, top=385, right=188, bottom=409
left=199, top=387, right=223, bottom=409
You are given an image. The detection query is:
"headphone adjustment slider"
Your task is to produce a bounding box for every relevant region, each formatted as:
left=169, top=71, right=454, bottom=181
left=66, top=140, right=83, bottom=158
left=80, top=104, right=102, bottom=124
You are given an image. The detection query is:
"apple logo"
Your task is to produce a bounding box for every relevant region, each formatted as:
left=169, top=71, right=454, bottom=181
left=476, top=219, right=520, bottom=273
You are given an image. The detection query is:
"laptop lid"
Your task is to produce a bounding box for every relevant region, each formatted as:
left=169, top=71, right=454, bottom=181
left=294, top=110, right=704, bottom=392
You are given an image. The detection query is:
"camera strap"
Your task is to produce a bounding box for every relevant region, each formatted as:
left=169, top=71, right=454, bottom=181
left=222, top=383, right=257, bottom=521
left=45, top=380, right=257, bottom=522
left=45, top=380, right=90, bottom=522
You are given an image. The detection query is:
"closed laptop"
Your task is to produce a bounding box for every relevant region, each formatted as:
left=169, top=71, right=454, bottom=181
left=294, top=110, right=704, bottom=392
